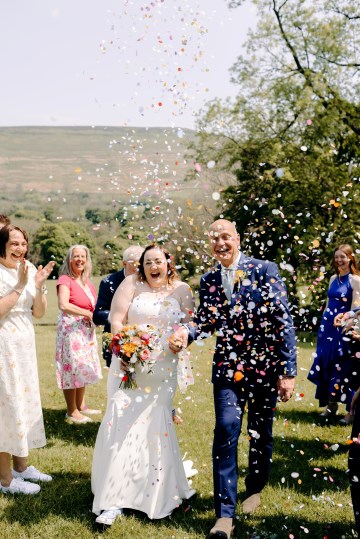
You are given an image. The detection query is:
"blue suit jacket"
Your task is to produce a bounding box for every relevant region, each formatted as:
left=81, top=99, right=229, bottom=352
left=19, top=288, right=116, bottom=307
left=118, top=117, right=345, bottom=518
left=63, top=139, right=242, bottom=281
left=189, top=252, right=297, bottom=384
left=93, top=269, right=125, bottom=364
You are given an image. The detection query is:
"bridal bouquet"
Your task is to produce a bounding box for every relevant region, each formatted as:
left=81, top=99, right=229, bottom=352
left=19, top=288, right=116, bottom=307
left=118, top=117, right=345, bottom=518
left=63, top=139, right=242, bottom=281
left=109, top=324, right=160, bottom=389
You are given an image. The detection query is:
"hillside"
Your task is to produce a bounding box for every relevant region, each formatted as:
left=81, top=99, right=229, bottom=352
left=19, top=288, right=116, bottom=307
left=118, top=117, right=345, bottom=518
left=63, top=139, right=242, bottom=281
left=0, top=126, right=227, bottom=275
left=0, top=125, right=194, bottom=189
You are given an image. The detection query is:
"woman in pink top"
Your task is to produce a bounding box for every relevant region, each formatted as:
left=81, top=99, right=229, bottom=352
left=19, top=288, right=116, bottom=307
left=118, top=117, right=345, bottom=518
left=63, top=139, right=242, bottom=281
left=55, top=245, right=102, bottom=424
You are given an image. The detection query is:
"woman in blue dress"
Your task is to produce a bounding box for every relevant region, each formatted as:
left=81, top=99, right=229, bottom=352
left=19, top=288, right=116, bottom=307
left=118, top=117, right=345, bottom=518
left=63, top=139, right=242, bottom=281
left=308, top=244, right=360, bottom=425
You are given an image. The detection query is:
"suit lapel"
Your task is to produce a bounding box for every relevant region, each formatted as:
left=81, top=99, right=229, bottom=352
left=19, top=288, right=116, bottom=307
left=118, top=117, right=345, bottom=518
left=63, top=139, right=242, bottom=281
left=208, top=265, right=228, bottom=303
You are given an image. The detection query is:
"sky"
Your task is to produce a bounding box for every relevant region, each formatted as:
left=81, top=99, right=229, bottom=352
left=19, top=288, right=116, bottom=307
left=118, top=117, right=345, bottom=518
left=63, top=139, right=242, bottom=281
left=0, top=0, right=256, bottom=129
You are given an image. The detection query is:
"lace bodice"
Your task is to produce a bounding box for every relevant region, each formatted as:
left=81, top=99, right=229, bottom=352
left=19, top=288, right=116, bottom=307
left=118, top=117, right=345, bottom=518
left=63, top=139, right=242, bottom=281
left=128, top=293, right=184, bottom=333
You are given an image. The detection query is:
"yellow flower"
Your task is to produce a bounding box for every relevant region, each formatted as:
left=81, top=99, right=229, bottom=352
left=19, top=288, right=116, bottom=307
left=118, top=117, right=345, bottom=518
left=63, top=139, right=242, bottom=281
left=234, top=270, right=246, bottom=284
left=122, top=342, right=138, bottom=357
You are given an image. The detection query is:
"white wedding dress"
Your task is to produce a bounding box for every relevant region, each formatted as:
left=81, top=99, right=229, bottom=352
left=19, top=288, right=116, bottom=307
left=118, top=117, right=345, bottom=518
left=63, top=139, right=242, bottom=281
left=91, top=293, right=195, bottom=519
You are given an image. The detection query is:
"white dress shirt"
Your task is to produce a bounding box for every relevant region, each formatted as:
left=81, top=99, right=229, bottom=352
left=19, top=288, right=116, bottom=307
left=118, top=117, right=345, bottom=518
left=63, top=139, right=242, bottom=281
left=221, top=253, right=241, bottom=300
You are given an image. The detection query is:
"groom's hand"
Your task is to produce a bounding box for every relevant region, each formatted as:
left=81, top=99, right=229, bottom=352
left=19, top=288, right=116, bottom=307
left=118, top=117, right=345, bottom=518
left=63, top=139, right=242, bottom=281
left=168, top=327, right=188, bottom=353
left=277, top=376, right=295, bottom=402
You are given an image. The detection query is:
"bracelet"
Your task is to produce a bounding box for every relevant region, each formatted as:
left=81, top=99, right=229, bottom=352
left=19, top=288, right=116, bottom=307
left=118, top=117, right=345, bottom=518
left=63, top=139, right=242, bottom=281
left=13, top=288, right=23, bottom=295
left=35, top=285, right=47, bottom=294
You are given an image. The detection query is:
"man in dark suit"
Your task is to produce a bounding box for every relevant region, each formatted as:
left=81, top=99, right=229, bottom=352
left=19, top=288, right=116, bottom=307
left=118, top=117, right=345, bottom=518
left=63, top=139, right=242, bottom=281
left=336, top=307, right=360, bottom=537
left=93, top=246, right=144, bottom=367
left=170, top=219, right=297, bottom=539
left=348, top=310, right=360, bottom=538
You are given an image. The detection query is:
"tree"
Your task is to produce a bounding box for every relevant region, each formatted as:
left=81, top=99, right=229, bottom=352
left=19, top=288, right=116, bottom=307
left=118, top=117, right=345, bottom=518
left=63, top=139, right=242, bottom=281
left=191, top=0, right=360, bottom=328
left=96, top=239, right=124, bottom=275
left=85, top=208, right=115, bottom=225
left=60, top=222, right=96, bottom=255
left=31, top=222, right=97, bottom=276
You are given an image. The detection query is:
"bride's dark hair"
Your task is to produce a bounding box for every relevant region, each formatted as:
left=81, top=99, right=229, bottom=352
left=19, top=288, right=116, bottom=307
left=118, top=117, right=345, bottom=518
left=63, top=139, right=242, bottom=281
left=138, top=244, right=179, bottom=285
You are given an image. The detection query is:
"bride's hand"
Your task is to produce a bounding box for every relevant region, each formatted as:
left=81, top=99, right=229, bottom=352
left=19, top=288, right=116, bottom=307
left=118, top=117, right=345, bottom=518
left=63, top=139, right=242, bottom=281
left=169, top=327, right=188, bottom=354
left=119, top=359, right=130, bottom=372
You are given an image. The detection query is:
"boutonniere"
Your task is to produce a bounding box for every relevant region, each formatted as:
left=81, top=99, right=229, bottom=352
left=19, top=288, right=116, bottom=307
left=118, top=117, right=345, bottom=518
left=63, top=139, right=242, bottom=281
left=234, top=270, right=246, bottom=285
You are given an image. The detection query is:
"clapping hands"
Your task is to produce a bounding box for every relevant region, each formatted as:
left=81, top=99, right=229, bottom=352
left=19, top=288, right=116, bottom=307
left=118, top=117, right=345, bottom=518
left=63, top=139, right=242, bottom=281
left=34, top=261, right=56, bottom=289
left=16, top=258, right=29, bottom=290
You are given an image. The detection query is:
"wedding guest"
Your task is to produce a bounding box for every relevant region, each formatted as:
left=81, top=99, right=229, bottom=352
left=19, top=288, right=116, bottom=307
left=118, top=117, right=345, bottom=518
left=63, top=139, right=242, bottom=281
left=350, top=387, right=360, bottom=537
left=342, top=308, right=360, bottom=536
left=91, top=244, right=195, bottom=526
left=170, top=219, right=297, bottom=539
left=93, top=246, right=144, bottom=367
left=308, top=244, right=360, bottom=425
left=55, top=244, right=102, bottom=424
left=0, top=225, right=55, bottom=494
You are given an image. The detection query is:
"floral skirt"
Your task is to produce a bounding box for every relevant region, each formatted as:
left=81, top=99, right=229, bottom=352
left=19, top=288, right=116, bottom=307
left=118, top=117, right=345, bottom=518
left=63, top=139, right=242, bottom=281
left=55, top=313, right=102, bottom=389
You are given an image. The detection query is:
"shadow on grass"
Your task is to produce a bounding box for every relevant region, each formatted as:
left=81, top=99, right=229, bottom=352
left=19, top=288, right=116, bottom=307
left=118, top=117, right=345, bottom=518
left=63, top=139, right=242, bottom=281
left=2, top=478, right=355, bottom=538
left=43, top=408, right=101, bottom=447
left=1, top=473, right=213, bottom=536
left=265, top=433, right=350, bottom=495
left=230, top=512, right=355, bottom=539
left=276, top=407, right=352, bottom=427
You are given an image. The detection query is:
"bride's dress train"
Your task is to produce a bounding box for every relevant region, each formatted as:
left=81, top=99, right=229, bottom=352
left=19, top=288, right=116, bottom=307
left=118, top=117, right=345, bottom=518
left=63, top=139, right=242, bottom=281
left=91, top=293, right=195, bottom=519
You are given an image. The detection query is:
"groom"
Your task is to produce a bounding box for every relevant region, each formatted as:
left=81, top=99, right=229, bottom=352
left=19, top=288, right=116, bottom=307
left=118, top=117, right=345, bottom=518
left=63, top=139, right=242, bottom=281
left=170, top=219, right=297, bottom=538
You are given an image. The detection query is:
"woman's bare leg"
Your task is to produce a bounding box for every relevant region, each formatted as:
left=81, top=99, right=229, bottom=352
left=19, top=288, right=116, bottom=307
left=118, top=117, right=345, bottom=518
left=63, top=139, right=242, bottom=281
left=0, top=452, right=14, bottom=486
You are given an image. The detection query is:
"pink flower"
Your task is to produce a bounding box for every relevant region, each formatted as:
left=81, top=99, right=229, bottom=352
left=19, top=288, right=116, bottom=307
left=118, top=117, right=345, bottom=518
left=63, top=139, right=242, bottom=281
left=140, top=333, right=150, bottom=345
left=63, top=363, right=72, bottom=372
left=139, top=348, right=151, bottom=361
left=72, top=341, right=82, bottom=351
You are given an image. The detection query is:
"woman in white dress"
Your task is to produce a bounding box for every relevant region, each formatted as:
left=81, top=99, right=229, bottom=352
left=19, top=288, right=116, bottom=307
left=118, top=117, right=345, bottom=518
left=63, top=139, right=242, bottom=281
left=92, top=244, right=195, bottom=525
left=0, top=225, right=55, bottom=494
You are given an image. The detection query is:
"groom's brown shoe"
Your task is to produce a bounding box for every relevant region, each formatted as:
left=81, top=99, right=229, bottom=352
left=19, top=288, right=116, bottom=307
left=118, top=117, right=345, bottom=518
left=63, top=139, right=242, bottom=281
left=208, top=517, right=234, bottom=538
left=242, top=493, right=261, bottom=514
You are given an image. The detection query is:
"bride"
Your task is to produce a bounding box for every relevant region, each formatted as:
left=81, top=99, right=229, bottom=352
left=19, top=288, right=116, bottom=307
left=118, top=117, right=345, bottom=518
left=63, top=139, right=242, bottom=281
left=91, top=244, right=196, bottom=525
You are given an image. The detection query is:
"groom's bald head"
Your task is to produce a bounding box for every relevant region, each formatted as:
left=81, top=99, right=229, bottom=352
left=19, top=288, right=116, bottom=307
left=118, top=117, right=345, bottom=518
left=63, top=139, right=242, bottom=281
left=208, top=220, right=240, bottom=267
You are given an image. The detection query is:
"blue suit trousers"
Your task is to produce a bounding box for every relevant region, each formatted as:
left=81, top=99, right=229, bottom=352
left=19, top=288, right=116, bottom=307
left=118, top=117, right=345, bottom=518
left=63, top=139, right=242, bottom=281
left=212, top=379, right=278, bottom=517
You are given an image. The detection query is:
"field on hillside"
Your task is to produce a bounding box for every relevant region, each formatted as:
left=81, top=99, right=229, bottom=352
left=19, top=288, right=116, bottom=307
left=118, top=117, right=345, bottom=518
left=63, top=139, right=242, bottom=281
left=0, top=126, right=193, bottom=193
left=0, top=127, right=227, bottom=260
left=0, top=284, right=357, bottom=538
left=0, top=126, right=224, bottom=218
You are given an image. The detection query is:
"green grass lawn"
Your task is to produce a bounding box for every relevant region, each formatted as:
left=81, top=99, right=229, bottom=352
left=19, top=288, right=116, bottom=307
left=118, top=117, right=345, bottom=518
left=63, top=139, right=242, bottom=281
left=0, top=287, right=357, bottom=538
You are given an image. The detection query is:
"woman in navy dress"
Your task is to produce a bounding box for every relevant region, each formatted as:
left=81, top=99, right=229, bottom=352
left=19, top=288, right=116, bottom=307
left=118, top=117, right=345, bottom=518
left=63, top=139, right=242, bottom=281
left=308, top=244, right=360, bottom=425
